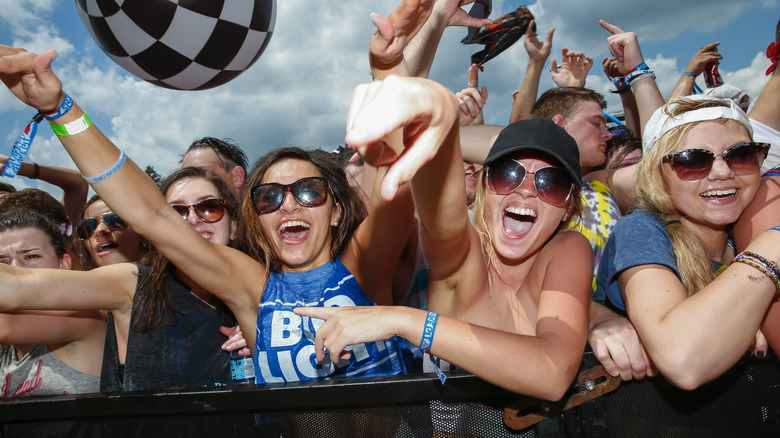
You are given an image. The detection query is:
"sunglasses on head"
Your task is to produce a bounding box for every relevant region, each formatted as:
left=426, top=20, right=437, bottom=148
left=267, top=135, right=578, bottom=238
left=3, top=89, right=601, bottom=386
left=486, top=159, right=574, bottom=205
left=77, top=212, right=127, bottom=240
left=252, top=177, right=330, bottom=214
left=663, top=142, right=770, bottom=181
left=171, top=198, right=227, bottom=223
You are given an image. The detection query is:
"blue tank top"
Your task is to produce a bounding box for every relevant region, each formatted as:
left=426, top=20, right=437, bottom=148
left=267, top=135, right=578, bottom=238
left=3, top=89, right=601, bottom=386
left=254, top=258, right=409, bottom=383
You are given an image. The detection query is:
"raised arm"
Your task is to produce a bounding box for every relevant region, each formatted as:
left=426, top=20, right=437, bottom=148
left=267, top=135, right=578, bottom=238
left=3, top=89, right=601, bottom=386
left=509, top=22, right=554, bottom=123
left=0, top=156, right=88, bottom=226
left=667, top=42, right=721, bottom=101
left=0, top=46, right=263, bottom=316
left=600, top=20, right=665, bottom=138
left=404, top=0, right=492, bottom=78
left=602, top=56, right=640, bottom=137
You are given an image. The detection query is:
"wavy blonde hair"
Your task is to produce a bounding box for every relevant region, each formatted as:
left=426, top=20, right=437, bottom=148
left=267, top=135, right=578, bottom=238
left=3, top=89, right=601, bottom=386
left=633, top=97, right=752, bottom=296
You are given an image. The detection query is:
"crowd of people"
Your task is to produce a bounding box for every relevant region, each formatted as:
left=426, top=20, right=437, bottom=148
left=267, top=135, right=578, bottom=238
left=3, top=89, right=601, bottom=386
left=0, top=0, right=779, bottom=436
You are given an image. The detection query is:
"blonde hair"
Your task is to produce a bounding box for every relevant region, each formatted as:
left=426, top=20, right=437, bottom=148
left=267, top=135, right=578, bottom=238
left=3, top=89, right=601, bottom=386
left=634, top=97, right=751, bottom=295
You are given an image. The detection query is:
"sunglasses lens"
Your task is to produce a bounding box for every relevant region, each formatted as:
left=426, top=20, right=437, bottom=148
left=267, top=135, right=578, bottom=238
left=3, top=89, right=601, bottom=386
left=171, top=205, right=189, bottom=219
left=535, top=168, right=573, bottom=205
left=294, top=178, right=328, bottom=207
left=668, top=149, right=713, bottom=180
left=487, top=160, right=526, bottom=194
left=724, top=143, right=767, bottom=175
left=76, top=218, right=98, bottom=240
left=253, top=185, right=284, bottom=213
left=103, top=212, right=127, bottom=230
left=195, top=199, right=226, bottom=223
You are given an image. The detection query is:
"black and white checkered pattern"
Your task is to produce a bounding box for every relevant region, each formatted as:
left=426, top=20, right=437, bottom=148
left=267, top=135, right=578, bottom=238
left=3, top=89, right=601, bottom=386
left=76, top=0, right=276, bottom=90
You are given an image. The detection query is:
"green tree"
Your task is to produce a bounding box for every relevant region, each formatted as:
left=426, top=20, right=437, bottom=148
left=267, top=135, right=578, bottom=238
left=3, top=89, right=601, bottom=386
left=144, top=165, right=162, bottom=185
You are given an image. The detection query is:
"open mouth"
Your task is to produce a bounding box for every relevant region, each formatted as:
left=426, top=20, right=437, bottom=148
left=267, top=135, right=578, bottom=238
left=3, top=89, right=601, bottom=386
left=700, top=188, right=737, bottom=199
left=502, top=206, right=536, bottom=237
left=97, top=242, right=117, bottom=253
left=278, top=220, right=311, bottom=242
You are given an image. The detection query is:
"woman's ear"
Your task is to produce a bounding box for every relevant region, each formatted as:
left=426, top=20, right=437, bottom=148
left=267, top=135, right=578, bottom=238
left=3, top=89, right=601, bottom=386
left=330, top=202, right=343, bottom=227
left=59, top=253, right=73, bottom=271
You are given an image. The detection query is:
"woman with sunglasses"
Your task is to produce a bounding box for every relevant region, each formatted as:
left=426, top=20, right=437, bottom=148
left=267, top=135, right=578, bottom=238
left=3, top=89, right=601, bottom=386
left=590, top=96, right=780, bottom=434
left=77, top=195, right=146, bottom=269
left=0, top=167, right=240, bottom=392
left=0, top=46, right=413, bottom=383
left=298, top=76, right=592, bottom=400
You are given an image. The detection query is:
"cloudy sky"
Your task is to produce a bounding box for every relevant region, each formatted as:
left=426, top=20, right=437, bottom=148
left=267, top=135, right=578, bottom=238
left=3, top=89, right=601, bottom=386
left=0, top=0, right=777, bottom=199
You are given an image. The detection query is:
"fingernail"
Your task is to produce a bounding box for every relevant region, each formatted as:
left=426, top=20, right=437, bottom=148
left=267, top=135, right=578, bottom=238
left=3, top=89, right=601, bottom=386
left=757, top=351, right=765, bottom=358
left=51, top=53, right=58, bottom=63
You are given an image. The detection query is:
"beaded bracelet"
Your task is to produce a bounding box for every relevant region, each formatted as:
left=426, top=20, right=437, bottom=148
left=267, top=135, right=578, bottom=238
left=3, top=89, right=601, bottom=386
left=82, top=150, right=126, bottom=184
left=419, top=311, right=439, bottom=352
left=732, top=251, right=780, bottom=298
left=41, top=93, right=74, bottom=121
left=626, top=69, right=656, bottom=86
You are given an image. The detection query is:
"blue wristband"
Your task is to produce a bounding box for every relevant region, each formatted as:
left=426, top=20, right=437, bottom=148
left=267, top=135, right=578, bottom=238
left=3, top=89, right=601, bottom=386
left=83, top=150, right=126, bottom=184
left=772, top=226, right=780, bottom=232
left=419, top=311, right=439, bottom=352
left=682, top=72, right=696, bottom=77
left=42, top=94, right=73, bottom=121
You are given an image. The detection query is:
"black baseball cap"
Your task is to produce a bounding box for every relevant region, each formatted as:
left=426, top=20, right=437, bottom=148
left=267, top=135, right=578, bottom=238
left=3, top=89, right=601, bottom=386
left=483, top=118, right=581, bottom=186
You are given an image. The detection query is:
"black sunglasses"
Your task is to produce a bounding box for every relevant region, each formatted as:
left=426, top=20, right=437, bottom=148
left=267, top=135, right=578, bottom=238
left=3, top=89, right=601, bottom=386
left=171, top=199, right=227, bottom=223
left=251, top=177, right=329, bottom=214
left=663, top=142, right=770, bottom=181
left=77, top=212, right=127, bottom=240
left=486, top=159, right=574, bottom=205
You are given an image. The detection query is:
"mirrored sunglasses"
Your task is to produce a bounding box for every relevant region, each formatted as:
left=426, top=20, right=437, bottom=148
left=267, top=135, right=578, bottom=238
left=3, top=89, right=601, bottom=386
left=171, top=198, right=227, bottom=223
left=252, top=177, right=329, bottom=214
left=76, top=212, right=127, bottom=240
left=663, top=142, right=770, bottom=181
left=486, top=159, right=574, bottom=205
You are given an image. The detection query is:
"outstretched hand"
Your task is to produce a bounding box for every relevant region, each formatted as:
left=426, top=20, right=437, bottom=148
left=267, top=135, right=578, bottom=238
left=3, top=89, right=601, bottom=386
left=684, top=42, right=722, bottom=76
left=370, top=0, right=434, bottom=70
left=523, top=21, right=554, bottom=63
left=551, top=47, right=593, bottom=87
left=345, top=75, right=459, bottom=200
left=0, top=45, right=62, bottom=112
left=433, top=0, right=493, bottom=28
left=294, top=306, right=404, bottom=365
left=600, top=20, right=645, bottom=74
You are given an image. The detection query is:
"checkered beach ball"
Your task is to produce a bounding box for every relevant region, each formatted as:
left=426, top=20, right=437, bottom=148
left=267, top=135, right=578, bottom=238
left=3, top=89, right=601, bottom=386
left=75, top=0, right=276, bottom=90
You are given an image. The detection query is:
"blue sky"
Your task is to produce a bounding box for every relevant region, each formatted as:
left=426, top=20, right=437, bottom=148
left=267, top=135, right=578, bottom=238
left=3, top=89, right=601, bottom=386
left=0, top=0, right=777, bottom=198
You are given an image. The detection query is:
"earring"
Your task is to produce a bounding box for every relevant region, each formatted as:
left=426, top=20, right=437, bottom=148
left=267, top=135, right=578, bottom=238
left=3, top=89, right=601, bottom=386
left=331, top=221, right=339, bottom=227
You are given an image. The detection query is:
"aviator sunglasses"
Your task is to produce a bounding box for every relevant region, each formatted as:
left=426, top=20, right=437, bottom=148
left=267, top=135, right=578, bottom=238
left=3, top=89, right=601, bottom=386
left=77, top=212, right=127, bottom=240
left=663, top=142, right=770, bottom=181
left=252, top=177, right=329, bottom=213
left=486, top=159, right=574, bottom=205
left=171, top=198, right=227, bottom=223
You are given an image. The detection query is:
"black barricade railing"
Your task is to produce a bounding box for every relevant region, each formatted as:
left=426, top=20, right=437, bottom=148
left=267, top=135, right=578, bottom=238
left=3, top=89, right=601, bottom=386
left=0, top=371, right=538, bottom=438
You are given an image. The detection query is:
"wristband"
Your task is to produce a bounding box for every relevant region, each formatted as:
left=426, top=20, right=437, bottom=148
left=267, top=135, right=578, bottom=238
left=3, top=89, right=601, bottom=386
left=681, top=72, right=696, bottom=77
left=610, top=87, right=631, bottom=94
left=1, top=113, right=43, bottom=178
left=626, top=69, right=655, bottom=86
left=42, top=94, right=74, bottom=121
left=31, top=162, right=40, bottom=179
left=82, top=150, right=126, bottom=184
left=49, top=113, right=92, bottom=136
left=419, top=311, right=439, bottom=352
left=772, top=226, right=780, bottom=232
left=732, top=251, right=780, bottom=298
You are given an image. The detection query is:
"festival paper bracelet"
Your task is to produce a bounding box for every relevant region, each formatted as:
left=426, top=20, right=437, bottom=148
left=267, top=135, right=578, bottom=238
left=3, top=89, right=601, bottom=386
left=83, top=150, right=126, bottom=184
left=50, top=113, right=92, bottom=136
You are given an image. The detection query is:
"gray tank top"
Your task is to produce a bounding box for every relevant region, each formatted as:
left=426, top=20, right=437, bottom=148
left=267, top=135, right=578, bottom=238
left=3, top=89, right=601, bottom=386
left=0, top=344, right=99, bottom=397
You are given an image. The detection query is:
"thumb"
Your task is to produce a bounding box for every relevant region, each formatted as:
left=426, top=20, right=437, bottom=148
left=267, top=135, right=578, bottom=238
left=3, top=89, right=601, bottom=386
left=550, top=59, right=559, bottom=73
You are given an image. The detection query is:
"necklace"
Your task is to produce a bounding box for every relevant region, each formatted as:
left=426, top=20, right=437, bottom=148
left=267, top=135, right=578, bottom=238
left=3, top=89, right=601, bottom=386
left=285, top=264, right=335, bottom=307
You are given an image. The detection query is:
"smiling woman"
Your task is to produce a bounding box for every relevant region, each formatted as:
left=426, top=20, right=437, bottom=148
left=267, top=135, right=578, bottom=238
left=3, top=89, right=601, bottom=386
left=592, top=95, right=780, bottom=435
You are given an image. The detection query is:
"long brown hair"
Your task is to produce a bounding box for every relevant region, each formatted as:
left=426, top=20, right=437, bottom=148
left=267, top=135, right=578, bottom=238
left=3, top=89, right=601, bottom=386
left=133, top=167, right=238, bottom=332
left=234, top=147, right=367, bottom=279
